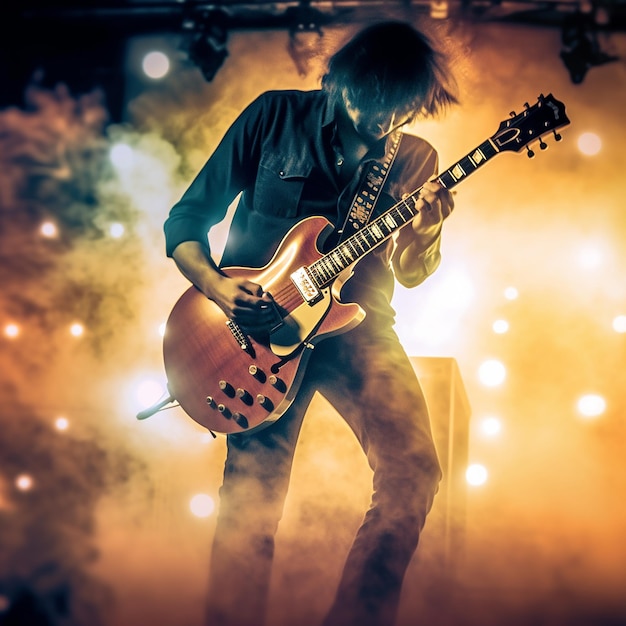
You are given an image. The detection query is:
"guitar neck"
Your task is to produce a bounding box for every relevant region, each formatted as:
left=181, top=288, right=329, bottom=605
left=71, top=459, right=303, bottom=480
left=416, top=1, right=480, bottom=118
left=308, top=137, right=500, bottom=287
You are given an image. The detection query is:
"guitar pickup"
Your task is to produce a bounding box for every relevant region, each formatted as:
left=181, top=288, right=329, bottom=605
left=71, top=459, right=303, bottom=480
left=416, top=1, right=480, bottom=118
left=290, top=267, right=322, bottom=304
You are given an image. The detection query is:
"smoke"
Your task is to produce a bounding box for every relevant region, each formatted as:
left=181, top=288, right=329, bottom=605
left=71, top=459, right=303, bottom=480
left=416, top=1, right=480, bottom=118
left=1, top=18, right=626, bottom=626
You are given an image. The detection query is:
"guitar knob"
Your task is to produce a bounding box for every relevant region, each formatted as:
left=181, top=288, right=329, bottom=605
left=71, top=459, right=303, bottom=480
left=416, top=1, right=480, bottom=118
left=206, top=396, right=216, bottom=407
left=232, top=412, right=249, bottom=429
left=219, top=380, right=235, bottom=397
left=236, top=388, right=253, bottom=405
left=248, top=365, right=266, bottom=382
left=268, top=375, right=286, bottom=392
left=256, top=394, right=274, bottom=411
left=217, top=404, right=232, bottom=418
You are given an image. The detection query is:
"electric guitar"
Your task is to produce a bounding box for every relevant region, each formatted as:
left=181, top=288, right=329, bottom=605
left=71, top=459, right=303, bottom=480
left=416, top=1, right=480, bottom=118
left=160, top=94, right=570, bottom=434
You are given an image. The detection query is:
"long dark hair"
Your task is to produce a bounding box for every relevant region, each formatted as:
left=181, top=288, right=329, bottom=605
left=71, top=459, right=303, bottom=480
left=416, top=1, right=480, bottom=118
left=322, top=21, right=458, bottom=120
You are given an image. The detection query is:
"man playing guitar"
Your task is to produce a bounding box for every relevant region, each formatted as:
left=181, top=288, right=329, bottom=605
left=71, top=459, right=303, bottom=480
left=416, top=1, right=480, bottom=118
left=164, top=20, right=457, bottom=626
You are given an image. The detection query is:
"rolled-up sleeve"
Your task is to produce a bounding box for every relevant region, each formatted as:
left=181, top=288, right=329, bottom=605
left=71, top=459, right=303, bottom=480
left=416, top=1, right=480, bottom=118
left=164, top=95, right=267, bottom=257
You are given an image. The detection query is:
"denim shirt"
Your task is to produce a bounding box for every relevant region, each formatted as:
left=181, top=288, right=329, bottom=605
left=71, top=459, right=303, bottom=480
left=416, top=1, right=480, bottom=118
left=164, top=89, right=440, bottom=328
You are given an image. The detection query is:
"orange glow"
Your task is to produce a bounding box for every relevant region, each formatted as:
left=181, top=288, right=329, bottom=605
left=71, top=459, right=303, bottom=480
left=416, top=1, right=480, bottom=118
left=1, top=22, right=625, bottom=626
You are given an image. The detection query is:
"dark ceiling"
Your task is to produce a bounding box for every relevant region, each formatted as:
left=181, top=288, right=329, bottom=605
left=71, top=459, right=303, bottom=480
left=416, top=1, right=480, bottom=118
left=1, top=0, right=624, bottom=120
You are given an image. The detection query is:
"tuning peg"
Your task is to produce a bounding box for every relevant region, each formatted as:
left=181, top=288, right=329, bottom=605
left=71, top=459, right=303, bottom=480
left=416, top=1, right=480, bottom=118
left=524, top=102, right=530, bottom=109
left=526, top=146, right=535, bottom=159
left=553, top=130, right=562, bottom=142
left=539, top=138, right=548, bottom=150
left=510, top=111, right=516, bottom=117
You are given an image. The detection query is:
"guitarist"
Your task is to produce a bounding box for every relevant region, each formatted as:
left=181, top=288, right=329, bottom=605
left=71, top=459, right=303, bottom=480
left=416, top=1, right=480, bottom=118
left=164, top=21, right=458, bottom=626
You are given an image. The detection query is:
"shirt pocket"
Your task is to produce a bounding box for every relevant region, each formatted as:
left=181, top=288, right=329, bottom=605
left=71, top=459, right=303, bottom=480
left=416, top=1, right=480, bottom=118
left=254, top=151, right=312, bottom=218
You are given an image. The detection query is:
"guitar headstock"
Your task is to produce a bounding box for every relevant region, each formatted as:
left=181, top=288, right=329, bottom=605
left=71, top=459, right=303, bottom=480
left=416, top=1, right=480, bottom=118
left=492, top=94, right=571, bottom=157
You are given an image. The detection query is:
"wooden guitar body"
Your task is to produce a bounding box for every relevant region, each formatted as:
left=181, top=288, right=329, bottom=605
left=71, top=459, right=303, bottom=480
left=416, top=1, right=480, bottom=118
left=163, top=216, right=364, bottom=434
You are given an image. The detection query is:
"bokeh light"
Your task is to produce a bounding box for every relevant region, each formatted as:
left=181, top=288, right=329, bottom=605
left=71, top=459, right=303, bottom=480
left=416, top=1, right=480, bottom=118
left=503, top=286, right=518, bottom=301
left=577, top=394, right=606, bottom=418
left=189, top=493, right=215, bottom=518
left=466, top=464, right=488, bottom=486
left=70, top=323, right=84, bottom=337
left=577, top=132, right=602, bottom=156
left=40, top=221, right=58, bottom=238
left=109, top=222, right=125, bottom=238
left=55, top=416, right=70, bottom=431
left=478, top=359, right=506, bottom=387
left=492, top=319, right=509, bottom=334
left=4, top=323, right=19, bottom=338
left=480, top=416, right=502, bottom=437
left=142, top=51, right=171, bottom=79
left=15, top=474, right=34, bottom=491
left=612, top=315, right=626, bottom=333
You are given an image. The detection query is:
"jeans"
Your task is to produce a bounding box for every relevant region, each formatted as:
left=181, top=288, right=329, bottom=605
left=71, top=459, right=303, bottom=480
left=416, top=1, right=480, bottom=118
left=205, top=324, right=442, bottom=626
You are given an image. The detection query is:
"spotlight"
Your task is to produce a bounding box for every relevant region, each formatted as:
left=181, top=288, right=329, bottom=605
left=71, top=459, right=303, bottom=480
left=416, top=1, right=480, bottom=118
left=560, top=13, right=618, bottom=84
left=286, top=4, right=327, bottom=76
left=185, top=10, right=229, bottom=82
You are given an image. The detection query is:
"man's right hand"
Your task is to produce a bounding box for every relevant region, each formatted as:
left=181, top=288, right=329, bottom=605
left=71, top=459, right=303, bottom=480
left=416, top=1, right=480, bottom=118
left=208, top=275, right=277, bottom=334
left=171, top=241, right=277, bottom=335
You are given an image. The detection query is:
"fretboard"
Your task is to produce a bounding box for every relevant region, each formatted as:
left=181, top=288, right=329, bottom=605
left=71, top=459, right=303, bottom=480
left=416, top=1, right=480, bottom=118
left=308, top=137, right=500, bottom=288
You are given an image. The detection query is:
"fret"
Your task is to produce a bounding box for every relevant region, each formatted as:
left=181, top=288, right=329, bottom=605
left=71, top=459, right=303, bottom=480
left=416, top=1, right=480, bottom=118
left=392, top=206, right=412, bottom=225
left=308, top=265, right=320, bottom=284
left=363, top=229, right=377, bottom=248
left=323, top=258, right=335, bottom=276
left=383, top=214, right=397, bottom=230
left=371, top=224, right=384, bottom=240
left=340, top=244, right=354, bottom=262
left=316, top=260, right=332, bottom=282
left=346, top=240, right=359, bottom=258
left=398, top=198, right=416, bottom=220
left=330, top=251, right=344, bottom=272
left=354, top=232, right=369, bottom=251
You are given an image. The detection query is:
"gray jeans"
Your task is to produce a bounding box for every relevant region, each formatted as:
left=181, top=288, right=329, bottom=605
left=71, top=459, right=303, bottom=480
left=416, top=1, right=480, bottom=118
left=205, top=324, right=442, bottom=626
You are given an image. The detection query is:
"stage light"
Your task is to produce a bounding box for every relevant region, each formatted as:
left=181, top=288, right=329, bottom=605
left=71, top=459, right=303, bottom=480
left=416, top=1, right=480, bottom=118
left=142, top=50, right=170, bottom=80
left=135, top=378, right=167, bottom=410
left=577, top=132, right=602, bottom=156
left=189, top=493, right=215, bottom=518
left=285, top=3, right=331, bottom=76
left=55, top=416, right=69, bottom=431
left=430, top=0, right=449, bottom=19
left=4, top=323, right=19, bottom=338
left=560, top=13, right=619, bottom=84
left=109, top=222, right=125, bottom=238
left=613, top=315, right=626, bottom=333
left=185, top=10, right=229, bottom=82
left=466, top=463, right=488, bottom=486
left=40, top=221, right=58, bottom=238
left=481, top=416, right=502, bottom=437
left=503, top=286, right=518, bottom=301
left=492, top=319, right=509, bottom=334
left=478, top=359, right=506, bottom=387
left=70, top=323, right=84, bottom=337
left=15, top=474, right=33, bottom=491
left=577, top=394, right=606, bottom=418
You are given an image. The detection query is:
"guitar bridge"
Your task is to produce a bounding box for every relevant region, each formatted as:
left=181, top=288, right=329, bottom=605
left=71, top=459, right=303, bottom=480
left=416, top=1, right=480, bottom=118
left=290, top=267, right=322, bottom=305
left=226, top=320, right=253, bottom=355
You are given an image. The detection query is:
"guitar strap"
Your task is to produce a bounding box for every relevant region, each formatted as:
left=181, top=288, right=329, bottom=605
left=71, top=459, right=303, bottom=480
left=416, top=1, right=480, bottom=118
left=336, top=130, right=403, bottom=243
